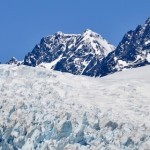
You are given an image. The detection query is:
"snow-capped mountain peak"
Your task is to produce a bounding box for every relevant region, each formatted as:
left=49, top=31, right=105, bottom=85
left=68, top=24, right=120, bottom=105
left=144, top=16, right=150, bottom=26
left=80, top=29, right=115, bottom=56
left=99, top=17, right=150, bottom=76
left=55, top=31, right=63, bottom=36
left=82, top=29, right=100, bottom=37
left=23, top=29, right=115, bottom=76
left=7, top=57, right=23, bottom=65
left=6, top=17, right=150, bottom=77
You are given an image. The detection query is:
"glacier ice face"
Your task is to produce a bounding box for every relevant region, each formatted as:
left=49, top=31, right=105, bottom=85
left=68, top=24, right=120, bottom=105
left=0, top=65, right=150, bottom=149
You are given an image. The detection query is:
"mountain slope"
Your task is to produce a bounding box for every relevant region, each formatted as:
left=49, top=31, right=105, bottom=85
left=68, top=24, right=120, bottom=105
left=0, top=65, right=150, bottom=149
left=99, top=17, right=150, bottom=76
left=7, top=57, right=23, bottom=66
left=7, top=17, right=150, bottom=77
left=23, top=29, right=115, bottom=76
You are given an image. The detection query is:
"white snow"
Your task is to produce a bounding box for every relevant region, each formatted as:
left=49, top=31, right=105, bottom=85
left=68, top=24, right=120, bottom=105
left=145, top=40, right=150, bottom=45
left=118, top=59, right=127, bottom=66
left=0, top=64, right=150, bottom=149
left=115, top=59, right=128, bottom=70
left=147, top=53, right=150, bottom=62
left=38, top=54, right=63, bottom=69
left=97, top=38, right=115, bottom=55
left=64, top=33, right=81, bottom=37
left=80, top=29, right=115, bottom=56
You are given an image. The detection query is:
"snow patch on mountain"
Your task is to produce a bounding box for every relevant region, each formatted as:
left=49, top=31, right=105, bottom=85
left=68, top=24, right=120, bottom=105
left=147, top=53, right=150, bottom=62
left=38, top=54, right=63, bottom=69
left=81, top=29, right=115, bottom=56
left=7, top=57, right=23, bottom=66
left=145, top=40, right=150, bottom=45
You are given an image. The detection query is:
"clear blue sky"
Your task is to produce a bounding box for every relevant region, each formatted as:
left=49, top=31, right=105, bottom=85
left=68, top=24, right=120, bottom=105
left=0, top=0, right=150, bottom=63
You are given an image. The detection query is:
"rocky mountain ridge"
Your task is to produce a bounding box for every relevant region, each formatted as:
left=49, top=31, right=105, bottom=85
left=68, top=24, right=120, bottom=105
left=99, top=17, right=150, bottom=76
left=7, top=17, right=150, bottom=77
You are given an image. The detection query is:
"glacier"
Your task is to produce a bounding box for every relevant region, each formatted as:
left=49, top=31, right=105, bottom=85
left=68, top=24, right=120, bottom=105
left=0, top=64, right=150, bottom=150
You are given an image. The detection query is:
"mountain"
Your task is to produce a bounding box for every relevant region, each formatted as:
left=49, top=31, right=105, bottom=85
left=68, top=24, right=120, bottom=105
left=23, top=29, right=115, bottom=76
left=7, top=17, right=150, bottom=77
left=0, top=64, right=150, bottom=149
left=6, top=57, right=23, bottom=65
left=99, top=17, right=150, bottom=76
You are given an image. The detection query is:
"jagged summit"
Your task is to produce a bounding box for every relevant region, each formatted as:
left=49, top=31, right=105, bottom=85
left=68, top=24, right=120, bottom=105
left=99, top=17, right=150, bottom=76
left=55, top=31, right=63, bottom=36
left=82, top=29, right=99, bottom=36
left=23, top=29, right=115, bottom=76
left=7, top=57, right=23, bottom=66
left=145, top=16, right=150, bottom=25
left=7, top=57, right=19, bottom=65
